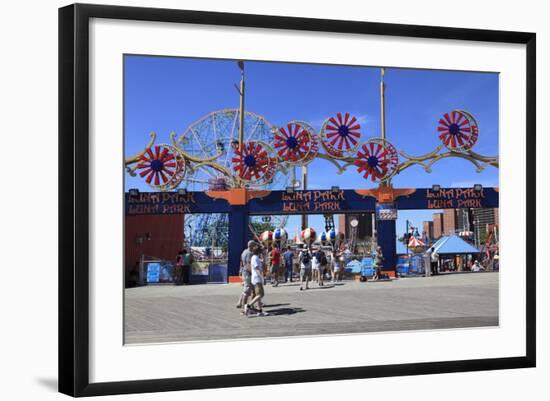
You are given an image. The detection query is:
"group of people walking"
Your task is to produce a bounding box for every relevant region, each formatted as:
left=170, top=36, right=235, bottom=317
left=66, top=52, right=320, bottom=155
left=236, top=241, right=347, bottom=316
left=296, top=246, right=344, bottom=290
left=237, top=240, right=269, bottom=316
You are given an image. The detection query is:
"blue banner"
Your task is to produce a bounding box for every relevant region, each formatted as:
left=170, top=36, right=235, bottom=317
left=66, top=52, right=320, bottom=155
left=125, top=187, right=498, bottom=216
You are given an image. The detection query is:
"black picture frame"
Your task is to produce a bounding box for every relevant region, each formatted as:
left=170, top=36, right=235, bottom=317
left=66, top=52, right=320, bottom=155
left=59, top=3, right=536, bottom=397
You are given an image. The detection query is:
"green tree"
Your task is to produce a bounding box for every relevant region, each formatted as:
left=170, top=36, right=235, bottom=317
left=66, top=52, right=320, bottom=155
left=249, top=221, right=276, bottom=241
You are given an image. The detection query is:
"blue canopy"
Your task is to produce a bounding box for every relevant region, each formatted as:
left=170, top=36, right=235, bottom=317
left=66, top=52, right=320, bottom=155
left=429, top=234, right=480, bottom=255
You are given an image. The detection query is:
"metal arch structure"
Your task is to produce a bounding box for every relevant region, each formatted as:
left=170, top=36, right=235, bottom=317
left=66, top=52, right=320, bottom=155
left=124, top=108, right=497, bottom=190
left=396, top=110, right=497, bottom=176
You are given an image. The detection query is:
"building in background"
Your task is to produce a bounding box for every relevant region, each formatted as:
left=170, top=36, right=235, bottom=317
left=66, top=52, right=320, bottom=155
left=442, top=209, right=458, bottom=235
left=472, top=208, right=499, bottom=228
left=125, top=214, right=185, bottom=279
left=442, top=209, right=471, bottom=235
left=433, top=212, right=444, bottom=239
left=423, top=220, right=434, bottom=242
left=472, top=208, right=499, bottom=246
left=429, top=208, right=498, bottom=244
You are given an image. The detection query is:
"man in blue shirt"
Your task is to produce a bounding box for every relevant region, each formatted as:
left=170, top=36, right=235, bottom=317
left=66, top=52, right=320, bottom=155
left=283, top=246, right=294, bottom=283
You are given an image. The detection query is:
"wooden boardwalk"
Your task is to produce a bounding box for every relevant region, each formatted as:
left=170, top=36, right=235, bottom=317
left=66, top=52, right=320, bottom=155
left=124, top=273, right=499, bottom=344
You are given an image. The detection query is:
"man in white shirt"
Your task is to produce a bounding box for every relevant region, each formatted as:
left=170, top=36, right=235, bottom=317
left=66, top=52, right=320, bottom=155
left=493, top=253, right=499, bottom=271
left=471, top=260, right=484, bottom=272
left=244, top=246, right=268, bottom=316
left=430, top=247, right=439, bottom=275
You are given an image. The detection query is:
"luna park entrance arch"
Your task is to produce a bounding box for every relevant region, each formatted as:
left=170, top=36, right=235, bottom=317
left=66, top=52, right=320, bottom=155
left=124, top=66, right=499, bottom=280
left=125, top=185, right=498, bottom=278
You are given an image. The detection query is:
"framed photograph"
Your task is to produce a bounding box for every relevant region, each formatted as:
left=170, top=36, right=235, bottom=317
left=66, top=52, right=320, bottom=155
left=59, top=3, right=536, bottom=397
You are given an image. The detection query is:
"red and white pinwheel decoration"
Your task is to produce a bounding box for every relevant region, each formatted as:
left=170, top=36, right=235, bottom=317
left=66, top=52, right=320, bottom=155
left=321, top=113, right=362, bottom=158
left=232, top=141, right=275, bottom=184
left=274, top=122, right=318, bottom=165
left=355, top=139, right=399, bottom=182
left=136, top=144, right=185, bottom=189
left=437, top=110, right=479, bottom=152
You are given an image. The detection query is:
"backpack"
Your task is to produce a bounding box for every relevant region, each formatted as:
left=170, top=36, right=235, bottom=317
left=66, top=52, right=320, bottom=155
left=319, top=252, right=328, bottom=266
left=301, top=251, right=310, bottom=265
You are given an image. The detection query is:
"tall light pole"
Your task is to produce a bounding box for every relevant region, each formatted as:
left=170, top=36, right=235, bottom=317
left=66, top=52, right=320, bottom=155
left=474, top=218, right=480, bottom=248
left=237, top=61, right=245, bottom=150
left=380, top=68, right=386, bottom=142
left=405, top=219, right=410, bottom=255
left=301, top=164, right=308, bottom=230
left=371, top=212, right=376, bottom=253
left=380, top=67, right=389, bottom=187
left=236, top=61, right=245, bottom=188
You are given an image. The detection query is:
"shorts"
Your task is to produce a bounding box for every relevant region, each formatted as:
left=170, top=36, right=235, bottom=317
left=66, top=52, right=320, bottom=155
left=242, top=271, right=253, bottom=296
left=242, top=283, right=253, bottom=296
left=300, top=268, right=312, bottom=281
left=312, top=262, right=320, bottom=271
left=270, top=264, right=280, bottom=274
left=254, top=283, right=265, bottom=297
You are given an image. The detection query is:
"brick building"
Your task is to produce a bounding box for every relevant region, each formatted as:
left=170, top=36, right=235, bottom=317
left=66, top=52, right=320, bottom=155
left=433, top=212, right=444, bottom=239
left=125, top=214, right=185, bottom=277
left=472, top=208, right=499, bottom=242
left=429, top=208, right=498, bottom=241
left=423, top=220, right=434, bottom=241
left=443, top=209, right=458, bottom=235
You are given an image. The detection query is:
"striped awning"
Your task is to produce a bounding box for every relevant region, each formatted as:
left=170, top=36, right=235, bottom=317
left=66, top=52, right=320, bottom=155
left=408, top=236, right=425, bottom=248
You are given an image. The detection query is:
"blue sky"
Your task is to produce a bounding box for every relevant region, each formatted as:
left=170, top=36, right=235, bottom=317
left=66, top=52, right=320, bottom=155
left=124, top=55, right=499, bottom=238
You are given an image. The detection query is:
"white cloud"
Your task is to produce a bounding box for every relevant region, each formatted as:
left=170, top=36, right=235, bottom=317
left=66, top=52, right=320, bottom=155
left=450, top=180, right=498, bottom=188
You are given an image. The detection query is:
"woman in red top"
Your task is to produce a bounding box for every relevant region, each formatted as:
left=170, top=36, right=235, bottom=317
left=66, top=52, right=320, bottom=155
left=270, top=244, right=282, bottom=287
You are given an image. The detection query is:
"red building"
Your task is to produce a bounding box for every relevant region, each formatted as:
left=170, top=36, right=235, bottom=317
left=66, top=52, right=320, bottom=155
left=125, top=214, right=185, bottom=277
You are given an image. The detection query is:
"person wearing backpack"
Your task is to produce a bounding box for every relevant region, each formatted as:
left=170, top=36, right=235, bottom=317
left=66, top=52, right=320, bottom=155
left=299, top=246, right=312, bottom=291
left=182, top=249, right=193, bottom=285
left=314, top=247, right=327, bottom=286
left=311, top=246, right=321, bottom=285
